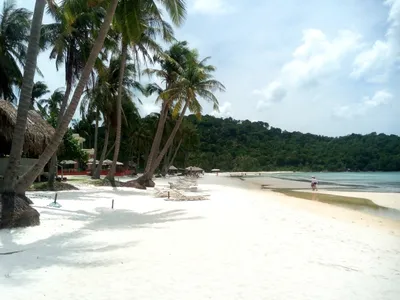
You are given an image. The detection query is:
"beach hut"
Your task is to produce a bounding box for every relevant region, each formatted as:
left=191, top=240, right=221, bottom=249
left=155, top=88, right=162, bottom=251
left=0, top=100, right=55, bottom=179
left=0, top=100, right=55, bottom=157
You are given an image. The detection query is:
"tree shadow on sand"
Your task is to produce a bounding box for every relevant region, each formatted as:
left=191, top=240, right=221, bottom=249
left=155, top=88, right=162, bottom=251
left=0, top=206, right=201, bottom=286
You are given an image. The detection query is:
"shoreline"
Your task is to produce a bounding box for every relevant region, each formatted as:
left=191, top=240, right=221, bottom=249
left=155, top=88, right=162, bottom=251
left=210, top=173, right=400, bottom=233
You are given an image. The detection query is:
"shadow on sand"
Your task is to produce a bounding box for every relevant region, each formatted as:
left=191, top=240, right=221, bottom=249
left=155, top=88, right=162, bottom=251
left=0, top=203, right=201, bottom=286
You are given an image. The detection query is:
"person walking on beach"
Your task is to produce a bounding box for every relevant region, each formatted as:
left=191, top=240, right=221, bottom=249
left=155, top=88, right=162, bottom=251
left=311, top=176, right=318, bottom=191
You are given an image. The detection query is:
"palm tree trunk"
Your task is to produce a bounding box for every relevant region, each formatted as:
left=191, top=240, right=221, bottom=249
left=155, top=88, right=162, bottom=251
left=169, top=138, right=183, bottom=169
left=144, top=102, right=169, bottom=172
left=48, top=155, right=57, bottom=190
left=161, top=146, right=174, bottom=176
left=93, top=123, right=110, bottom=179
left=0, top=0, right=46, bottom=228
left=136, top=101, right=189, bottom=186
left=2, top=0, right=46, bottom=192
left=48, top=83, right=71, bottom=190
left=106, top=41, right=128, bottom=184
left=15, top=0, right=119, bottom=194
left=149, top=101, right=189, bottom=175
left=91, top=108, right=99, bottom=176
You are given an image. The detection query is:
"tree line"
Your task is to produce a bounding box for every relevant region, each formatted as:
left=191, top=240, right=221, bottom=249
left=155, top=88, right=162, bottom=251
left=73, top=114, right=400, bottom=173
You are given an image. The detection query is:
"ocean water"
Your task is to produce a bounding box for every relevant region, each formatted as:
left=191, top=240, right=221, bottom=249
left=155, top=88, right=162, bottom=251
left=270, top=172, right=400, bottom=193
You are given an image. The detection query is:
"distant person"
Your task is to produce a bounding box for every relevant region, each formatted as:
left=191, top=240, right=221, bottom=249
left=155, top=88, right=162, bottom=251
left=311, top=176, right=318, bottom=191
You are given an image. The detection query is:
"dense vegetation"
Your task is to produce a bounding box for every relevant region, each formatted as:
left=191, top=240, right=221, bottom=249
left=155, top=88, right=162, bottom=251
left=73, top=114, right=400, bottom=173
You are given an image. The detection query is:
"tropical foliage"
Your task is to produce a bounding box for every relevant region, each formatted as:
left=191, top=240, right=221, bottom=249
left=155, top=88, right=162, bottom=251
left=0, top=0, right=31, bottom=102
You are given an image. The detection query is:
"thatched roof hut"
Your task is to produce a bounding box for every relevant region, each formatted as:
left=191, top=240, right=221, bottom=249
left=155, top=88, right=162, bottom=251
left=0, top=100, right=55, bottom=157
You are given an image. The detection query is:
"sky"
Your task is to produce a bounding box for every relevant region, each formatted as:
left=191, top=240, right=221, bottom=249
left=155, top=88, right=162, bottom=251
left=2, top=0, right=400, bottom=137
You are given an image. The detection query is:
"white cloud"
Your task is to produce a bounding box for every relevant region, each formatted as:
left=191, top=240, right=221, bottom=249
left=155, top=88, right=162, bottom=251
left=191, top=0, right=234, bottom=15
left=364, top=90, right=393, bottom=107
left=254, top=81, right=287, bottom=109
left=140, top=102, right=161, bottom=117
left=210, top=101, right=232, bottom=118
left=351, top=0, right=400, bottom=81
left=281, top=29, right=362, bottom=86
left=333, top=90, right=393, bottom=119
left=253, top=29, right=361, bottom=110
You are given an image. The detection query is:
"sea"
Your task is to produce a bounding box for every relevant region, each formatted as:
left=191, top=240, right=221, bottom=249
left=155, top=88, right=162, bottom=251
left=268, top=172, right=400, bottom=193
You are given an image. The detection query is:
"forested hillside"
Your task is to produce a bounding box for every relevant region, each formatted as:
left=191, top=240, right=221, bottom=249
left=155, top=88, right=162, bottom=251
left=74, top=114, right=400, bottom=172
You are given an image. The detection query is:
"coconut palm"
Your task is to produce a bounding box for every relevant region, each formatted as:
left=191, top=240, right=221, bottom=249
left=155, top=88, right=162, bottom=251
left=15, top=0, right=187, bottom=196
left=0, top=0, right=32, bottom=102
left=105, top=0, right=183, bottom=184
left=14, top=0, right=120, bottom=197
left=31, top=81, right=50, bottom=109
left=41, top=0, right=106, bottom=115
left=1, top=0, right=47, bottom=228
left=136, top=44, right=225, bottom=186
left=141, top=41, right=192, bottom=178
left=37, top=88, right=65, bottom=126
left=81, top=54, right=140, bottom=179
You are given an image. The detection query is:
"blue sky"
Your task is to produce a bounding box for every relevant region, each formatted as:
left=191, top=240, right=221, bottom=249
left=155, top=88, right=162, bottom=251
left=2, top=0, right=400, bottom=136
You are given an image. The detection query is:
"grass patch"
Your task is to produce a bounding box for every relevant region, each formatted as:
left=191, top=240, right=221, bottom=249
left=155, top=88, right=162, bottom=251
left=29, top=181, right=78, bottom=191
left=273, top=189, right=381, bottom=208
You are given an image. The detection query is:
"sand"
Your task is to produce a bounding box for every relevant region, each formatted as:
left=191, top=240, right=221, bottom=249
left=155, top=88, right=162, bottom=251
left=1, top=174, right=400, bottom=300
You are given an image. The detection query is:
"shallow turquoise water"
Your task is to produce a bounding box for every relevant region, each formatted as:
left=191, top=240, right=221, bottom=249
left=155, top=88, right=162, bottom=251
left=270, top=172, right=400, bottom=193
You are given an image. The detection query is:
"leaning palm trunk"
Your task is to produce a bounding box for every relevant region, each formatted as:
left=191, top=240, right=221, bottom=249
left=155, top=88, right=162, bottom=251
left=0, top=0, right=46, bottom=229
left=136, top=100, right=189, bottom=186
left=106, top=42, right=128, bottom=184
left=144, top=102, right=169, bottom=172
left=91, top=108, right=99, bottom=176
left=93, top=123, right=110, bottom=179
left=2, top=0, right=46, bottom=192
left=166, top=137, right=183, bottom=172
left=161, top=146, right=174, bottom=176
left=48, top=89, right=70, bottom=190
left=47, top=155, right=58, bottom=190
left=14, top=0, right=119, bottom=195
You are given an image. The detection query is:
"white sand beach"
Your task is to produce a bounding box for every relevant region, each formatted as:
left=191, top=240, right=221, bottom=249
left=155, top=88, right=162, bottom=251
left=1, top=174, right=400, bottom=300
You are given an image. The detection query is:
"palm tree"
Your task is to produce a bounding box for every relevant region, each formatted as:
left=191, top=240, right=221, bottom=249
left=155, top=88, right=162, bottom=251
left=81, top=55, right=139, bottom=179
left=1, top=0, right=47, bottom=228
left=37, top=88, right=64, bottom=123
left=41, top=0, right=106, bottom=116
left=106, top=0, right=183, bottom=184
left=0, top=0, right=32, bottom=102
left=41, top=0, right=109, bottom=186
left=14, top=0, right=120, bottom=196
left=31, top=81, right=50, bottom=109
left=37, top=88, right=65, bottom=189
left=141, top=41, right=192, bottom=178
left=136, top=43, right=225, bottom=186
left=15, top=0, right=188, bottom=195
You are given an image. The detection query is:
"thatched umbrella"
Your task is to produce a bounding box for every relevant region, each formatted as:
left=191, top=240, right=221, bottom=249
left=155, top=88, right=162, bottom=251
left=103, top=159, right=113, bottom=165
left=169, top=165, right=178, bottom=171
left=185, top=166, right=203, bottom=172
left=60, top=160, right=76, bottom=165
left=0, top=100, right=55, bottom=156
left=87, top=158, right=99, bottom=165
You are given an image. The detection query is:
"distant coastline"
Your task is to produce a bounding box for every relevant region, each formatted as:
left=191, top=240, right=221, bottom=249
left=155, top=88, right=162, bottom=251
left=224, top=171, right=400, bottom=193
